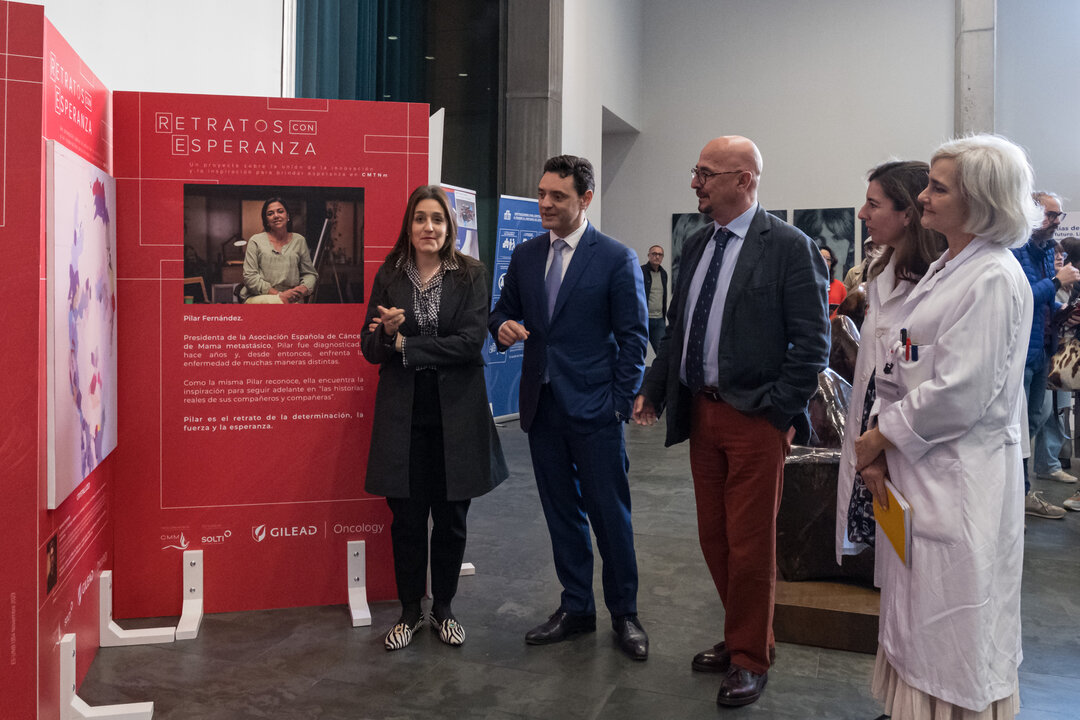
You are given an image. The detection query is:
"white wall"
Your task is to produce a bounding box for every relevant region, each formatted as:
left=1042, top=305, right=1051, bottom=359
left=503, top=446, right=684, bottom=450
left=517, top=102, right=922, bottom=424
left=562, top=0, right=644, bottom=227
left=997, top=0, right=1080, bottom=206
left=31, top=0, right=286, bottom=96
left=599, top=0, right=955, bottom=265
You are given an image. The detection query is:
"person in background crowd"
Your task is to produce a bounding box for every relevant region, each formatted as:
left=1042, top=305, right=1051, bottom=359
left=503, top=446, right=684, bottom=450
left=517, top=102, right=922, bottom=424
left=844, top=237, right=877, bottom=292
left=819, top=244, right=848, bottom=316
left=361, top=185, right=507, bottom=651
left=641, top=245, right=669, bottom=354
left=854, top=134, right=1037, bottom=719
left=634, top=135, right=829, bottom=706
left=1031, top=239, right=1078, bottom=489
left=1051, top=235, right=1080, bottom=512
left=1012, top=190, right=1078, bottom=518
left=489, top=155, right=650, bottom=661
left=835, top=160, right=945, bottom=570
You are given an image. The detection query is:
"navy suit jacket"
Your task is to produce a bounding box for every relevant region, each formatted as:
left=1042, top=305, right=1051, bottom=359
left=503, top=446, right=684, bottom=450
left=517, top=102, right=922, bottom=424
left=639, top=206, right=830, bottom=446
left=489, top=223, right=648, bottom=433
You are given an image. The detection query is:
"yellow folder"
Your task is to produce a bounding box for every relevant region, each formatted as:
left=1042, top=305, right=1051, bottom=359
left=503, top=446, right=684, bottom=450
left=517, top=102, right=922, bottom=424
left=873, top=480, right=912, bottom=568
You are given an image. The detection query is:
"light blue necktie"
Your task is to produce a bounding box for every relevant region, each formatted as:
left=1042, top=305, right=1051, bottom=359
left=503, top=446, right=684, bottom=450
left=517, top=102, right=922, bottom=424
left=546, top=237, right=568, bottom=320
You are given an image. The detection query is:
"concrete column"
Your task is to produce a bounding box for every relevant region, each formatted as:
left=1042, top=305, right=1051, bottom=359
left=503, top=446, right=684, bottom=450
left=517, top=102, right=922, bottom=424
left=505, top=0, right=562, bottom=197
left=955, top=0, right=996, bottom=135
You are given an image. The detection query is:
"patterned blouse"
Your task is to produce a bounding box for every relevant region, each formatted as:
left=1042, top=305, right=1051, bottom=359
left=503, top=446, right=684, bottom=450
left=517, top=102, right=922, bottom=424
left=398, top=255, right=459, bottom=369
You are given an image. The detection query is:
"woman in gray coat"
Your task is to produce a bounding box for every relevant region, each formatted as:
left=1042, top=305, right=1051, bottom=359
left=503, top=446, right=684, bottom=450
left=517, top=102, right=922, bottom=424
left=362, top=185, right=507, bottom=651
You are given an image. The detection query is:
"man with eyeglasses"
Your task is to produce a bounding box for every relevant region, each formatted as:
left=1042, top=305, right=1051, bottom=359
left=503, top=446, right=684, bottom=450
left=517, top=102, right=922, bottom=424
left=1012, top=191, right=1079, bottom=519
left=633, top=136, right=829, bottom=706
left=640, top=246, right=668, bottom=354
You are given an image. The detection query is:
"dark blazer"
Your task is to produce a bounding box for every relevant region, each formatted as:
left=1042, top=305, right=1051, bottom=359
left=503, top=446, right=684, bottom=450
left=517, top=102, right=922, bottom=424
left=361, top=256, right=508, bottom=501
left=641, top=263, right=668, bottom=317
left=489, top=223, right=648, bottom=433
left=639, top=206, right=830, bottom=446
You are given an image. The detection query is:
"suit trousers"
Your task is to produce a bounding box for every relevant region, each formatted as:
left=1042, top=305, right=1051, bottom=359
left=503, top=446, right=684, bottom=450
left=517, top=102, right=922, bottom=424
left=527, top=384, right=639, bottom=617
left=386, top=370, right=471, bottom=605
left=689, top=394, right=788, bottom=675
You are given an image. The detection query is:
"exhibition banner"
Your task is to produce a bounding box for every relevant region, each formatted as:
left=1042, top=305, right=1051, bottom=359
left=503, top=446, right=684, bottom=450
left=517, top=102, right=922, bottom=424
left=111, top=92, right=428, bottom=617
left=442, top=183, right=479, bottom=259
left=484, top=195, right=541, bottom=418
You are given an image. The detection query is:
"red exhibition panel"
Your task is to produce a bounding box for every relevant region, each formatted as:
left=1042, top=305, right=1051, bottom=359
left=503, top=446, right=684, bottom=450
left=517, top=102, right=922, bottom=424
left=1, top=4, right=117, bottom=717
left=37, top=18, right=117, bottom=719
left=111, top=92, right=428, bottom=617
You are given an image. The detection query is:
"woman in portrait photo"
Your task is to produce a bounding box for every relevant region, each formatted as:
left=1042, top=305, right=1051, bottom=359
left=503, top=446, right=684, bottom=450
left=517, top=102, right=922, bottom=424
left=240, top=197, right=318, bottom=304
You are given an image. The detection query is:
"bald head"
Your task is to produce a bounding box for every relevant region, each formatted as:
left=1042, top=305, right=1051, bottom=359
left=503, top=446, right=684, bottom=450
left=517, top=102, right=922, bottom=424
left=692, top=136, right=762, bottom=224
left=701, top=136, right=763, bottom=176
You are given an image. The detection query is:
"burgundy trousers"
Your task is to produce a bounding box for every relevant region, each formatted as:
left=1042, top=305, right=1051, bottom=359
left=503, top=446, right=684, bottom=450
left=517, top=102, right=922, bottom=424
left=689, top=395, right=788, bottom=675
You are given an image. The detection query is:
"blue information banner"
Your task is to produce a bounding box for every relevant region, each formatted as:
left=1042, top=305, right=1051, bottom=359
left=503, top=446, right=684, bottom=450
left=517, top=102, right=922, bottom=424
left=484, top=195, right=542, bottom=419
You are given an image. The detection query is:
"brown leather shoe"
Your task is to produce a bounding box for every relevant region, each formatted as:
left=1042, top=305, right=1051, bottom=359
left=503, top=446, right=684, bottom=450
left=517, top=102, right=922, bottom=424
left=691, top=641, right=775, bottom=673
left=716, top=665, right=768, bottom=707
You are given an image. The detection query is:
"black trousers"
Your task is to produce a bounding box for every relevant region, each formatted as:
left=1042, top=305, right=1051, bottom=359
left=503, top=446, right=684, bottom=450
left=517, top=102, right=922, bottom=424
left=387, top=370, right=470, bottom=604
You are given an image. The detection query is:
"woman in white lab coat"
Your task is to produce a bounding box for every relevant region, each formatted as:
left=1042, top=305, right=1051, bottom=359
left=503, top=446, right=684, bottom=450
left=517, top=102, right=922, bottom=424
left=854, top=135, right=1039, bottom=719
left=835, top=161, right=945, bottom=565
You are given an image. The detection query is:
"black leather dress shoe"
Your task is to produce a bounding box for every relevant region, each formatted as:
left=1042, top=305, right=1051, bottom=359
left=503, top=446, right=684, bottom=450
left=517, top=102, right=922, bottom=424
left=716, top=665, right=768, bottom=707
left=692, top=641, right=776, bottom=673
left=525, top=610, right=596, bottom=645
left=612, top=615, right=648, bottom=660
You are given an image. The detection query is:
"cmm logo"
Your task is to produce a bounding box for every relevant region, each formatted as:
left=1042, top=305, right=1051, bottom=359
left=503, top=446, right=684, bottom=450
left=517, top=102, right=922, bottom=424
left=252, top=524, right=267, bottom=543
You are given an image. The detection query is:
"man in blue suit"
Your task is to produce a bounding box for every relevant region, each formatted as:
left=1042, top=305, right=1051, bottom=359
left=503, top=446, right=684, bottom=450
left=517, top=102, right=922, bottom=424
left=489, top=154, right=650, bottom=660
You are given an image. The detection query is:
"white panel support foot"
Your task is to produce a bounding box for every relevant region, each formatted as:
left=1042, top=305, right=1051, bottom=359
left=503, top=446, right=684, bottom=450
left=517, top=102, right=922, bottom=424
left=98, top=572, right=175, bottom=647
left=61, top=634, right=154, bottom=719
left=347, top=540, right=371, bottom=627
left=459, top=562, right=476, bottom=577
left=174, top=550, right=203, bottom=640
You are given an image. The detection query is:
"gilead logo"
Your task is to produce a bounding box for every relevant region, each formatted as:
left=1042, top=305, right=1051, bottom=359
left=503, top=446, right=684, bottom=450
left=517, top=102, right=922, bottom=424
left=252, top=524, right=318, bottom=542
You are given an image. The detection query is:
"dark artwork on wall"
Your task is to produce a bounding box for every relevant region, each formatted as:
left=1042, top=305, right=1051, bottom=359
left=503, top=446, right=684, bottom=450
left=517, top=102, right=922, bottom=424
left=794, top=208, right=856, bottom=279
left=670, top=212, right=712, bottom=286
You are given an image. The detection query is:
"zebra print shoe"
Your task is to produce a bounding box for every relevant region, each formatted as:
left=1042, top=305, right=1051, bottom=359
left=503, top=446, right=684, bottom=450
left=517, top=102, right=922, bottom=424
left=432, top=615, right=465, bottom=646
left=383, top=615, right=424, bottom=651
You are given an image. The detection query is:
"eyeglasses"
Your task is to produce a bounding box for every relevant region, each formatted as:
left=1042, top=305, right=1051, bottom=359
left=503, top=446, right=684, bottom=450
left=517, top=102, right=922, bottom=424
left=648, top=251, right=664, bottom=257
left=1046, top=210, right=1067, bottom=223
left=690, top=167, right=746, bottom=183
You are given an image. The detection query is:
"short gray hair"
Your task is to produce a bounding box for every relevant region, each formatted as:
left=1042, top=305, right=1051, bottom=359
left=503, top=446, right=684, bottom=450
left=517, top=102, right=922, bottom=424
left=1033, top=190, right=1062, bottom=207
left=931, top=134, right=1041, bottom=247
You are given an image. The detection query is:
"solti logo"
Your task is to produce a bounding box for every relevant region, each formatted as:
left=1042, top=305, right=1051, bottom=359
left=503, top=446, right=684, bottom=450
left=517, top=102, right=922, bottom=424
left=252, top=524, right=267, bottom=542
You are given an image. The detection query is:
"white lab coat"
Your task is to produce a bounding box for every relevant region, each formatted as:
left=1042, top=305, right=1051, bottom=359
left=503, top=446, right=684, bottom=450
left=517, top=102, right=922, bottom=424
left=872, top=238, right=1032, bottom=711
left=835, top=255, right=916, bottom=564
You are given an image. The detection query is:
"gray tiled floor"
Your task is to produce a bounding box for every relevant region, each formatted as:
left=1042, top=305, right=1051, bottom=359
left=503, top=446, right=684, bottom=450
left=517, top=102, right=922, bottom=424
left=79, top=422, right=1080, bottom=718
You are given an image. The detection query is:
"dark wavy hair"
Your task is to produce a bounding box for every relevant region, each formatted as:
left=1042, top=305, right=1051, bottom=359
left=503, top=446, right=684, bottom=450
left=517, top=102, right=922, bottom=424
left=543, top=154, right=595, bottom=196
left=1060, top=236, right=1080, bottom=269
left=818, top=243, right=838, bottom=272
left=864, top=161, right=946, bottom=284
left=260, top=197, right=294, bottom=232
left=385, top=185, right=463, bottom=269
